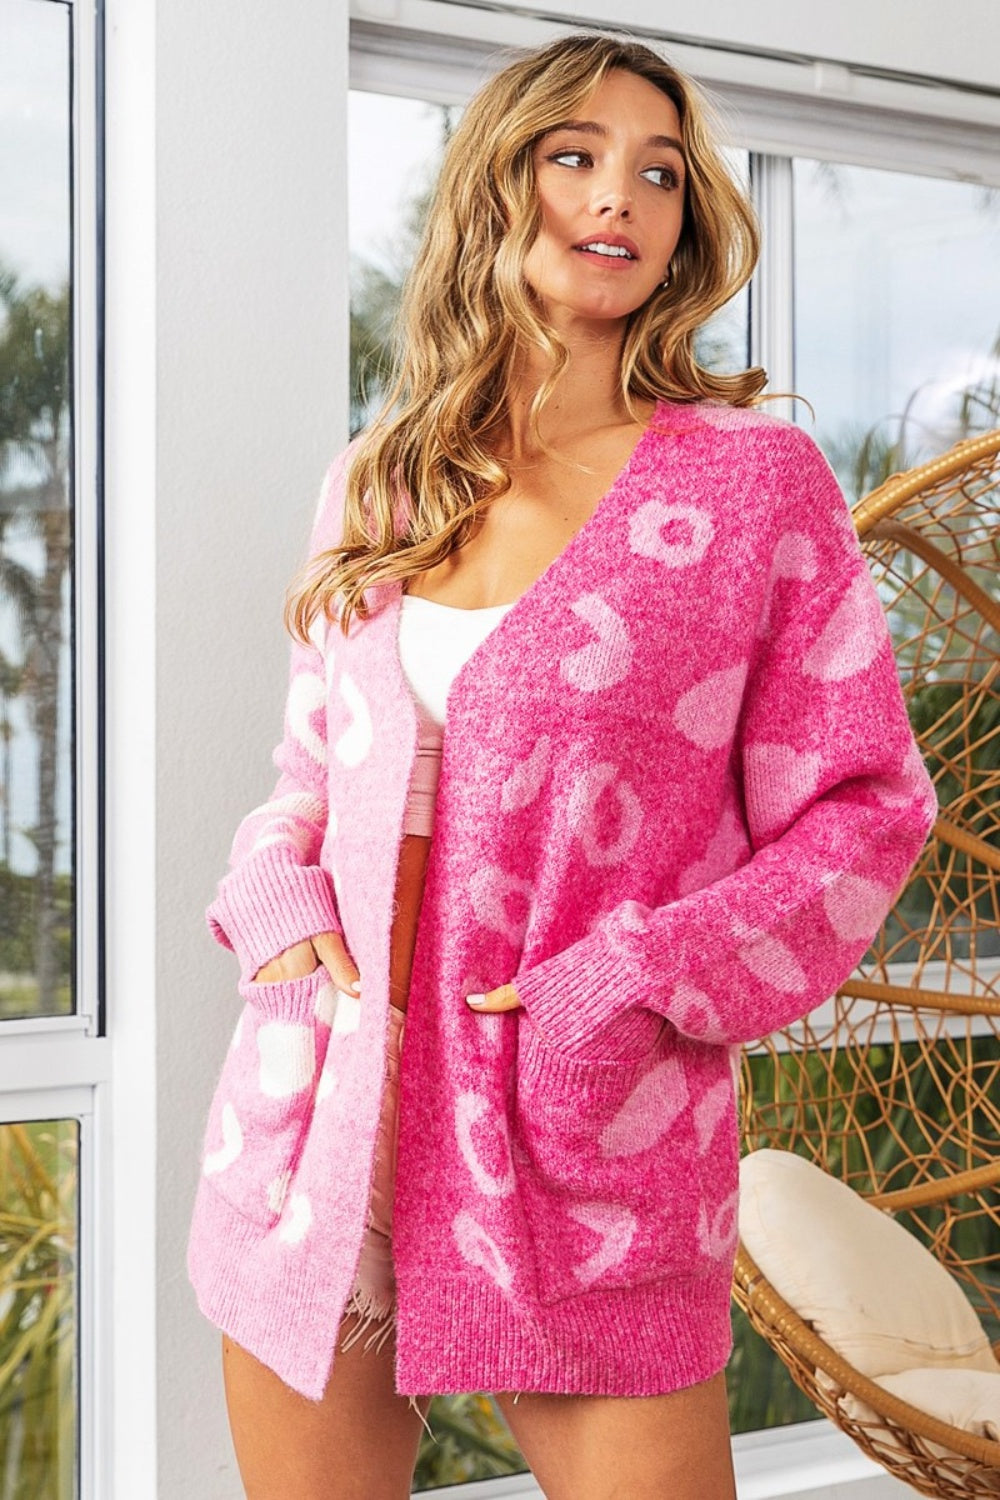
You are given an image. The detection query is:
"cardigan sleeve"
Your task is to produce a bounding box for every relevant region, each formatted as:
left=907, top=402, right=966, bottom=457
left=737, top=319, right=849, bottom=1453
left=512, top=431, right=940, bottom=1055
left=204, top=440, right=358, bottom=983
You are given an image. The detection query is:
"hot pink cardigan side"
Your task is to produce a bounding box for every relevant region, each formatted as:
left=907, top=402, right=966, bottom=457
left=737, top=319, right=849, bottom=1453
left=187, top=399, right=939, bottom=1402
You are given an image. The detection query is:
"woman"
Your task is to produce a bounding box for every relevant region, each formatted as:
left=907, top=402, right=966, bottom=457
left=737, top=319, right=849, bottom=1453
left=187, top=31, right=938, bottom=1500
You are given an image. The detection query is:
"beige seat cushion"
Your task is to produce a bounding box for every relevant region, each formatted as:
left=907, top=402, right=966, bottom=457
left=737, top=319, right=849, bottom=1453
left=839, top=1368, right=1000, bottom=1443
left=738, top=1148, right=1000, bottom=1380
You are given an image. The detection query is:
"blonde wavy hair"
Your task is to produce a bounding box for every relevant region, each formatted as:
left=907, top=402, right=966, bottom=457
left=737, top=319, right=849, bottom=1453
left=290, top=30, right=772, bottom=642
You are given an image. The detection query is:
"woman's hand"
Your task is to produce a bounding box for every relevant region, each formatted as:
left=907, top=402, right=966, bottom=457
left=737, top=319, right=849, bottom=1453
left=252, top=930, right=362, bottom=995
left=465, top=982, right=522, bottom=1012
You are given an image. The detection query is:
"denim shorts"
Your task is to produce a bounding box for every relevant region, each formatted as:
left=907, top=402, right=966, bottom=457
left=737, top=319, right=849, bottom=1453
left=338, top=1000, right=521, bottom=1428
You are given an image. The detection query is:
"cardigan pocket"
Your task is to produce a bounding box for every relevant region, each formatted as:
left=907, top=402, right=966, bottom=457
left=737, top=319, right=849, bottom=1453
left=197, top=966, right=335, bottom=1230
left=512, top=1012, right=703, bottom=1305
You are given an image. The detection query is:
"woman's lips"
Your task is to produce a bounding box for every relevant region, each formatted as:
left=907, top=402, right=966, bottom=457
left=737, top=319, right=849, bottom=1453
left=572, top=245, right=640, bottom=269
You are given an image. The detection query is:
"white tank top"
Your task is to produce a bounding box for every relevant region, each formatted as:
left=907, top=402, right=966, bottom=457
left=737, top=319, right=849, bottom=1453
left=397, top=592, right=516, bottom=835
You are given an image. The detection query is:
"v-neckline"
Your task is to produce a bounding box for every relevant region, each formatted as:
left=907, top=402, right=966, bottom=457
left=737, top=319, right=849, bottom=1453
left=392, top=396, right=676, bottom=728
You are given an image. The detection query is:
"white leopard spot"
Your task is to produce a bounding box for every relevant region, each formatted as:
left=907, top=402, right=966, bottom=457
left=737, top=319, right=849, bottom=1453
left=501, top=735, right=552, bottom=814
left=316, top=1062, right=337, bottom=1103
left=203, top=1102, right=243, bottom=1175
left=823, top=873, right=891, bottom=941
left=568, top=1201, right=637, bottom=1289
left=278, top=1192, right=313, bottom=1245
left=736, top=930, right=809, bottom=994
left=677, top=802, right=750, bottom=897
left=629, top=500, right=714, bottom=568
left=331, top=989, right=361, bottom=1035
left=452, top=1210, right=513, bottom=1291
left=313, top=981, right=339, bottom=1028
left=469, top=865, right=534, bottom=947
left=230, top=1010, right=244, bottom=1052
left=455, top=1091, right=516, bottom=1197
left=568, top=763, right=643, bottom=867
left=286, top=671, right=326, bottom=766
left=802, top=572, right=886, bottom=681
left=251, top=816, right=315, bottom=856
left=697, top=1188, right=740, bottom=1258
left=744, top=744, right=823, bottom=832
left=668, top=979, right=725, bottom=1040
left=673, top=662, right=748, bottom=750
left=872, top=740, right=934, bottom=811
left=560, top=594, right=632, bottom=692
left=694, top=1078, right=733, bottom=1154
left=333, top=671, right=373, bottom=767
left=257, top=1022, right=315, bottom=1098
left=267, top=1171, right=291, bottom=1215
left=247, top=791, right=326, bottom=826
left=599, top=1057, right=688, bottom=1157
left=618, top=900, right=650, bottom=933
left=756, top=532, right=818, bottom=638
left=306, top=609, right=329, bottom=655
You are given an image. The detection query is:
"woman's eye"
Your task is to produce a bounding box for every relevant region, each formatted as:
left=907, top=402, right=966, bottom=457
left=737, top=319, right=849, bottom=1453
left=548, top=149, right=591, bottom=168
left=642, top=165, right=681, bottom=190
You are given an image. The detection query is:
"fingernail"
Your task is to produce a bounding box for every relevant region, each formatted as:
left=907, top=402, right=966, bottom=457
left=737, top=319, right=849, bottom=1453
left=349, top=978, right=362, bottom=994
left=466, top=993, right=486, bottom=1007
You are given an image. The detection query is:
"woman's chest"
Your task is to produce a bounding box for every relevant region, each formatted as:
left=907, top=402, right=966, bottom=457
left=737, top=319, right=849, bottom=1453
left=404, top=428, right=649, bottom=610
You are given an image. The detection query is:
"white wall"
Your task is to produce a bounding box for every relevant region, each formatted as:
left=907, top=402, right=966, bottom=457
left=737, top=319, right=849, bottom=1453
left=146, top=0, right=347, bottom=1494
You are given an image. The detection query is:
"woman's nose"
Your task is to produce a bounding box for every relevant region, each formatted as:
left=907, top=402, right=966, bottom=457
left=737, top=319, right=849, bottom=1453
left=589, top=168, right=633, bottom=218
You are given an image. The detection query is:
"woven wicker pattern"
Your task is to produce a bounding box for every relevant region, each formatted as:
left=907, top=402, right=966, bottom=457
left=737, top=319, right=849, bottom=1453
left=733, top=429, right=1000, bottom=1497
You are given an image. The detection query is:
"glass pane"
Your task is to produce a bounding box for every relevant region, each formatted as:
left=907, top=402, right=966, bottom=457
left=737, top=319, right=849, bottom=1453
left=695, top=148, right=750, bottom=376
left=0, top=1119, right=78, bottom=1500
left=349, top=92, right=461, bottom=433
left=794, top=158, right=1000, bottom=500
left=0, top=0, right=75, bottom=1020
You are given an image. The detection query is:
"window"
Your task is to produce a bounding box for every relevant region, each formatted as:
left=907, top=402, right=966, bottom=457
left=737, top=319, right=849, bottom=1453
left=1, top=3, right=103, bottom=1498
left=0, top=0, right=74, bottom=1023
left=793, top=158, right=1000, bottom=498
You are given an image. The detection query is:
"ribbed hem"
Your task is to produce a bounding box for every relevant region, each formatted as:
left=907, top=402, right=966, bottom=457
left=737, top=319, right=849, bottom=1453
left=394, top=1267, right=735, bottom=1398
left=205, top=855, right=342, bottom=983
left=188, top=1171, right=736, bottom=1404
left=187, top=1175, right=350, bottom=1402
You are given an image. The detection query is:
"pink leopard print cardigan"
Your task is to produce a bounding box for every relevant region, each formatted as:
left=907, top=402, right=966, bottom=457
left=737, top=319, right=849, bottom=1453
left=187, top=397, right=938, bottom=1402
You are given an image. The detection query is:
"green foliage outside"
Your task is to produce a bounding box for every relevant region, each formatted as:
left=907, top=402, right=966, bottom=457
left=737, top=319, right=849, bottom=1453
left=0, top=1122, right=77, bottom=1500
left=0, top=869, right=73, bottom=1019
left=0, top=258, right=74, bottom=1021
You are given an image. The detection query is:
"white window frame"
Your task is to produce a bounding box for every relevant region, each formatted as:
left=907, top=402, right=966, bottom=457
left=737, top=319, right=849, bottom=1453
left=0, top=0, right=112, bottom=1496
left=348, top=6, right=999, bottom=1496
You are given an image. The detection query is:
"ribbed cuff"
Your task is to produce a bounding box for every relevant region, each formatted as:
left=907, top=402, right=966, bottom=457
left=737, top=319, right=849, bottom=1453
left=512, top=928, right=677, bottom=1060
left=236, top=962, right=336, bottom=1021
left=206, top=854, right=342, bottom=985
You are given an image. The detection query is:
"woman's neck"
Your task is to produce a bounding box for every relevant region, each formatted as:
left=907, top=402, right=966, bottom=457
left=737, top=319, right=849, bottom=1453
left=500, top=322, right=642, bottom=458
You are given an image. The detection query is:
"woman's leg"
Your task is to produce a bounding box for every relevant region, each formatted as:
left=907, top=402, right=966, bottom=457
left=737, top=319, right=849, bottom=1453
left=493, top=1368, right=737, bottom=1500
left=222, top=1311, right=433, bottom=1500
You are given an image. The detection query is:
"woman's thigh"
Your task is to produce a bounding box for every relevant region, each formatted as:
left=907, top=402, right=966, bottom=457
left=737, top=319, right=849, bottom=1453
left=493, top=1368, right=736, bottom=1500
left=221, top=1313, right=432, bottom=1500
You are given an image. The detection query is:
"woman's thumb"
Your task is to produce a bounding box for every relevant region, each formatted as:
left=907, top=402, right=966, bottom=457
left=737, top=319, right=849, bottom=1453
left=311, top=930, right=362, bottom=995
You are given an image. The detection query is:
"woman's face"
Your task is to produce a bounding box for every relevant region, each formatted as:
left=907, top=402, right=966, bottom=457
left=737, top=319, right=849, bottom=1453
left=523, top=68, right=687, bottom=329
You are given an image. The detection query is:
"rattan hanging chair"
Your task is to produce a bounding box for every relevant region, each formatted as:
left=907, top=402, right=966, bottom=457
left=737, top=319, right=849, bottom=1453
left=732, top=427, right=1000, bottom=1498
